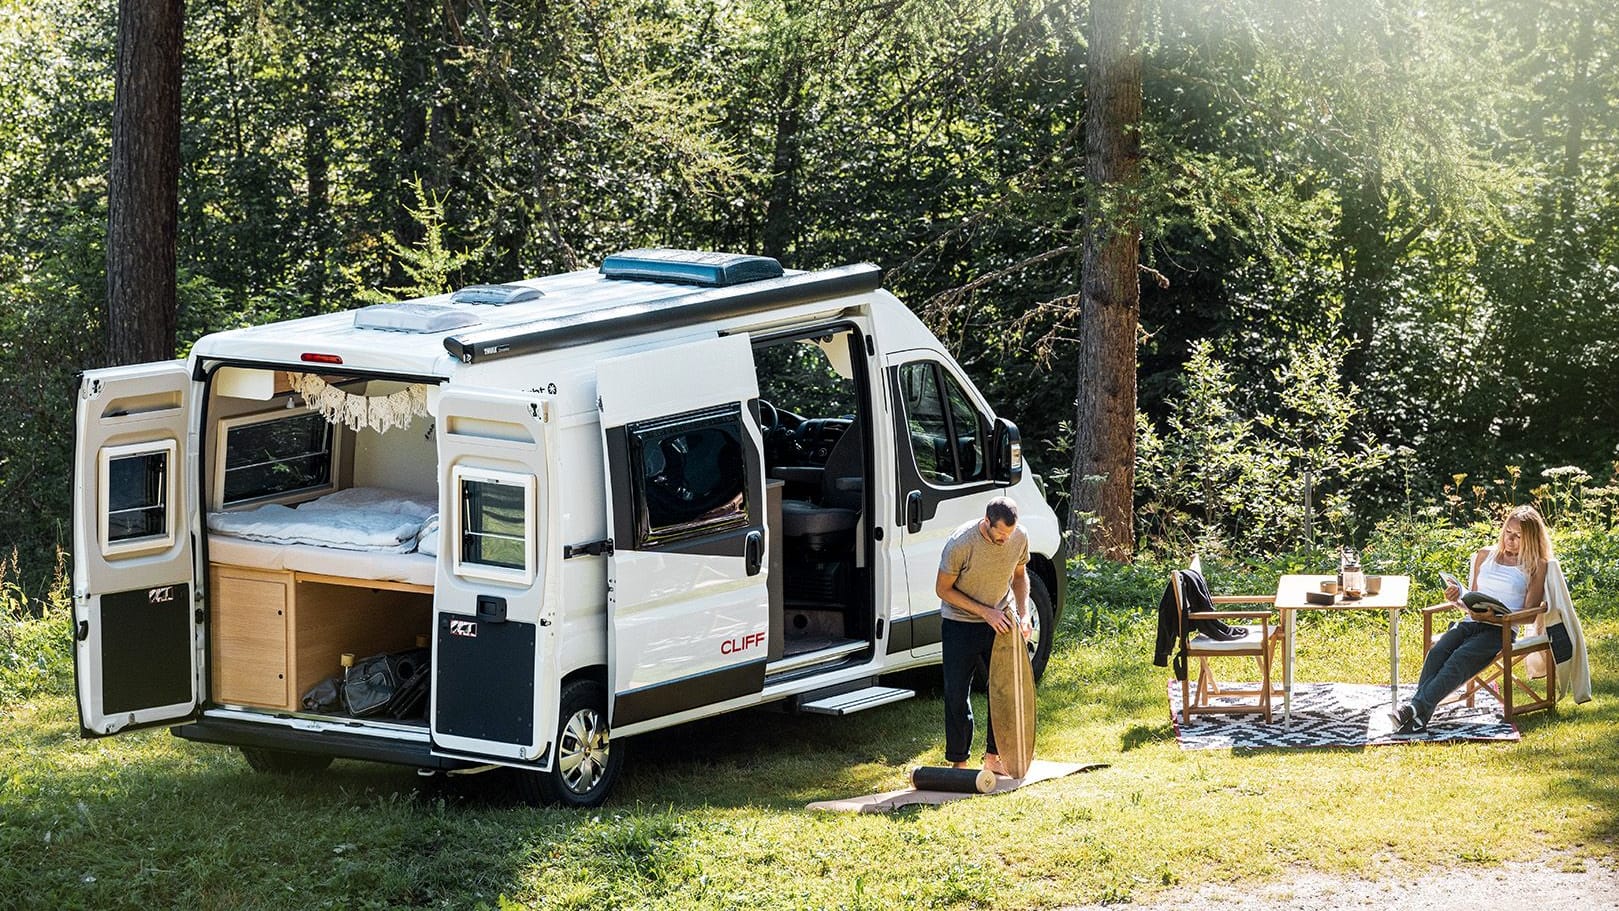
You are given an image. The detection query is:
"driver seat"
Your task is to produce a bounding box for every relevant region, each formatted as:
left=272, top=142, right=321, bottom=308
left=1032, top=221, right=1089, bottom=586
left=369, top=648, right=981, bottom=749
left=780, top=424, right=862, bottom=552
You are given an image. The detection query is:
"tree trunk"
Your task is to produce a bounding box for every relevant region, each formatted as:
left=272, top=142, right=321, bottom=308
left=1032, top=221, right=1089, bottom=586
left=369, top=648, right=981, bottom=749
left=106, top=0, right=183, bottom=365
left=762, top=51, right=805, bottom=261
left=1068, top=0, right=1142, bottom=561
left=1558, top=14, right=1593, bottom=221
left=303, top=46, right=332, bottom=309
left=391, top=0, right=432, bottom=266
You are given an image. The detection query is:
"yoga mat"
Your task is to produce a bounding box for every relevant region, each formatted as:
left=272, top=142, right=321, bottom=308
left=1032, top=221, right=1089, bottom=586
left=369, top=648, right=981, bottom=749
left=807, top=759, right=1108, bottom=814
left=910, top=766, right=996, bottom=794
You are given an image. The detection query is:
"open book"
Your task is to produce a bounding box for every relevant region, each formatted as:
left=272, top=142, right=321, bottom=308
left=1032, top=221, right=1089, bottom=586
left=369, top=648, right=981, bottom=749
left=1438, top=571, right=1511, bottom=616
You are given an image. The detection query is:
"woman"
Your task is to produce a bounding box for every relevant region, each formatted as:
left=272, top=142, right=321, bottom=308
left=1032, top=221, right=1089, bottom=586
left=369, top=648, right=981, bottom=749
left=1392, top=505, right=1551, bottom=734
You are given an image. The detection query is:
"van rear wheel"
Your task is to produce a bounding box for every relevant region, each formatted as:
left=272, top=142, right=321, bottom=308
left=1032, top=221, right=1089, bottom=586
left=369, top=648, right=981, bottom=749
left=513, top=678, right=624, bottom=808
left=240, top=747, right=333, bottom=775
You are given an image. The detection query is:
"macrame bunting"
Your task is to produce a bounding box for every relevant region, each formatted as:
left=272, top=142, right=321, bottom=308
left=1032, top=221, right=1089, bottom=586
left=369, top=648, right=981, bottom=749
left=288, top=373, right=429, bottom=433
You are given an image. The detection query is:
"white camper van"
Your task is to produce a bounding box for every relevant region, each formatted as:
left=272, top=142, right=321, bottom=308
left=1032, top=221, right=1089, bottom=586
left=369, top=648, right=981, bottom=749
left=73, top=249, right=1065, bottom=806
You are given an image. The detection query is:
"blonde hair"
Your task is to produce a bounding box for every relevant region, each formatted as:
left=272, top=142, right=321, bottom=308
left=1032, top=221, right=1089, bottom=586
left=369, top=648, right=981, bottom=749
left=1501, top=504, right=1553, bottom=570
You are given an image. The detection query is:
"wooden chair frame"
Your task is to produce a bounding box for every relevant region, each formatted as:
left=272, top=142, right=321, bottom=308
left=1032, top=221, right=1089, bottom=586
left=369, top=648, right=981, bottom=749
left=1421, top=602, right=1556, bottom=722
left=1173, top=561, right=1284, bottom=723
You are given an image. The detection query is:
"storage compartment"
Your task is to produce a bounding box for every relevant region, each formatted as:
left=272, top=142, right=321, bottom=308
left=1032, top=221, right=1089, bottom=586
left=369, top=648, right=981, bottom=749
left=210, top=563, right=432, bottom=715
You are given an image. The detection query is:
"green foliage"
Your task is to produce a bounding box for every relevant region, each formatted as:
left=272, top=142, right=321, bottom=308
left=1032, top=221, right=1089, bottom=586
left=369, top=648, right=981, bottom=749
left=0, top=551, right=72, bottom=708
left=1137, top=338, right=1389, bottom=555
left=349, top=178, right=484, bottom=303
left=3, top=0, right=1619, bottom=594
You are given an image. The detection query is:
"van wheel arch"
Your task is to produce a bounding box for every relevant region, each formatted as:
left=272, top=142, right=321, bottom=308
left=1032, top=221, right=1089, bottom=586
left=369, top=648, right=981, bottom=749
left=511, top=676, right=624, bottom=808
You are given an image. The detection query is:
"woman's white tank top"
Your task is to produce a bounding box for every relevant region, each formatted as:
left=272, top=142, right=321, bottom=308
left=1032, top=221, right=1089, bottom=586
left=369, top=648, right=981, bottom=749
left=1473, top=548, right=1529, bottom=612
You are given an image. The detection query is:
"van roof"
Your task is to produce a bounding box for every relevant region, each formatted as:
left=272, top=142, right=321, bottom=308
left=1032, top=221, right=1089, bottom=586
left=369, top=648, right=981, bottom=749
left=190, top=260, right=883, bottom=377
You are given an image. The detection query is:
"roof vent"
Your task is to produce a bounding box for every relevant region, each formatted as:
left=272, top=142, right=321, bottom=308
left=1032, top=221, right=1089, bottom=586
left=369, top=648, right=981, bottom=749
left=449, top=283, right=543, bottom=305
left=600, top=249, right=784, bottom=287
left=353, top=303, right=482, bottom=334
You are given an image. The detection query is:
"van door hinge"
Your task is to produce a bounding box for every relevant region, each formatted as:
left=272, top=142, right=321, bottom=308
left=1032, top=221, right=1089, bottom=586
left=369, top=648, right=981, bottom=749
left=563, top=539, right=614, bottom=559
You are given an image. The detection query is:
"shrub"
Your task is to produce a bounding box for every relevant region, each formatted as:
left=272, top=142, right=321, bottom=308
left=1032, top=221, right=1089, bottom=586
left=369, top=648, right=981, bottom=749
left=0, top=549, right=73, bottom=708
left=1135, top=338, right=1389, bottom=557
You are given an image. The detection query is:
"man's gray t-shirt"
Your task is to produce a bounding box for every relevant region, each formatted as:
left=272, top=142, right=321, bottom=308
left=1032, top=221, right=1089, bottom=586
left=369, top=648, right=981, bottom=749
left=937, top=519, right=1029, bottom=623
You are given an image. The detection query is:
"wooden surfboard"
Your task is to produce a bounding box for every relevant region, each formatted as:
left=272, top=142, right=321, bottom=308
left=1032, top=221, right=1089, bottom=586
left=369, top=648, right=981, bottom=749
left=989, top=614, right=1037, bottom=779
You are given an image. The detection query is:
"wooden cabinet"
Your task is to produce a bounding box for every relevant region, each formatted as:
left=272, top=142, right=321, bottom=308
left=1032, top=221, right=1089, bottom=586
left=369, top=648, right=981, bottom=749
left=209, top=564, right=432, bottom=711
left=210, top=567, right=291, bottom=708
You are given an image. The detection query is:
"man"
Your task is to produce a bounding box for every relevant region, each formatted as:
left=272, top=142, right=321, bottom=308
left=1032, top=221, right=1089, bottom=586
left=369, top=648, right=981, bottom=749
left=935, top=496, right=1030, bottom=775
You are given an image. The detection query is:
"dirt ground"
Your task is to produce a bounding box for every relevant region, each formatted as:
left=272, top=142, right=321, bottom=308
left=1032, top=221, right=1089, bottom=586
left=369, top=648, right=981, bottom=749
left=1060, top=852, right=1619, bottom=911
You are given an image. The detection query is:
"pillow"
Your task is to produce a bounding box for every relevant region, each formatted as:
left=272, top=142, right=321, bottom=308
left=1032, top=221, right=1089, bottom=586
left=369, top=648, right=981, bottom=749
left=415, top=513, right=440, bottom=558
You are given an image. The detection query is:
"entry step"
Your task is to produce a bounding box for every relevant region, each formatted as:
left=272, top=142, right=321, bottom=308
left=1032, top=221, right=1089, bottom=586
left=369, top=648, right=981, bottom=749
left=798, top=685, right=915, bottom=716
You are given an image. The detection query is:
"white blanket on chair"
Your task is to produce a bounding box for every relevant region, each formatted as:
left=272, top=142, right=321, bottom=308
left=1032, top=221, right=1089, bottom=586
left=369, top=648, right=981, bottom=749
left=1530, top=559, right=1592, bottom=705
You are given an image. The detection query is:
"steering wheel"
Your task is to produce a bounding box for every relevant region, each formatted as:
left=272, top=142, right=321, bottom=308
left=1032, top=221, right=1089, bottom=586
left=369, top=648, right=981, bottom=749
left=757, top=399, right=779, bottom=432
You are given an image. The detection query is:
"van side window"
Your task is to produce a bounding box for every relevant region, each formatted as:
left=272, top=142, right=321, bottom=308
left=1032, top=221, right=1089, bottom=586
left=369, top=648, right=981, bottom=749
left=453, top=467, right=535, bottom=585
left=629, top=406, right=748, bottom=547
left=898, top=362, right=990, bottom=486
left=218, top=411, right=335, bottom=506
left=101, top=440, right=177, bottom=554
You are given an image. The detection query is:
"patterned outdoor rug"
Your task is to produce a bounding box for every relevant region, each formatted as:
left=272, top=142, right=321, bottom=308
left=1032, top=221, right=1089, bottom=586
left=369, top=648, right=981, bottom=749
left=1168, top=681, right=1520, bottom=750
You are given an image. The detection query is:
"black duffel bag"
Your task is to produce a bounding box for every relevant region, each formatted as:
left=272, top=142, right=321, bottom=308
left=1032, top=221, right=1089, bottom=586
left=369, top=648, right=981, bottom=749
left=342, top=647, right=431, bottom=717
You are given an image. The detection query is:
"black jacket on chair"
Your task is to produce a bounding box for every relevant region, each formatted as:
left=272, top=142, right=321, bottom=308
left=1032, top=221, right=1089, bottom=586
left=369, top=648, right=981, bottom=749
left=1153, top=570, right=1248, bottom=679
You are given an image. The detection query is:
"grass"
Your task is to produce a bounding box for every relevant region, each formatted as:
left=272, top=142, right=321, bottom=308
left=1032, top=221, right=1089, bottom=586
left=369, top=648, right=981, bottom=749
left=2, top=607, right=1615, bottom=910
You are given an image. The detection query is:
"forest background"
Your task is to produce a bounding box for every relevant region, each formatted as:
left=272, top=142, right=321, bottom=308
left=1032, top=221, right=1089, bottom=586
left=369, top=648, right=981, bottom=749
left=2, top=0, right=1618, bottom=599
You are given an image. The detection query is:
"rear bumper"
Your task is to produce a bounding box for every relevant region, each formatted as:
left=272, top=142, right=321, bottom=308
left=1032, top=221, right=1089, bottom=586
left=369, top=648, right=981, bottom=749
left=173, top=715, right=479, bottom=771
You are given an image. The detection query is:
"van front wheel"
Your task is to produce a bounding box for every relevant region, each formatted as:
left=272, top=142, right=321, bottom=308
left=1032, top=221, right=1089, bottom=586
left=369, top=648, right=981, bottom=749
left=515, top=678, right=624, bottom=808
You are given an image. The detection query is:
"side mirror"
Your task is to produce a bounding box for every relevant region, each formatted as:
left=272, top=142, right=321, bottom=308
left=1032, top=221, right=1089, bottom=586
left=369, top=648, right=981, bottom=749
left=990, top=417, right=1023, bottom=486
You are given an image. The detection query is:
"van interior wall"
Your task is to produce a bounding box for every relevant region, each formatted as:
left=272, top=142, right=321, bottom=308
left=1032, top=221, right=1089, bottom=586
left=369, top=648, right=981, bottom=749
left=350, top=381, right=436, bottom=497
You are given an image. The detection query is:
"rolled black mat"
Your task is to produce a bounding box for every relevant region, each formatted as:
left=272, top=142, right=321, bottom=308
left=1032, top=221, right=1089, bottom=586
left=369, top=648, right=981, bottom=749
left=909, top=766, right=996, bottom=794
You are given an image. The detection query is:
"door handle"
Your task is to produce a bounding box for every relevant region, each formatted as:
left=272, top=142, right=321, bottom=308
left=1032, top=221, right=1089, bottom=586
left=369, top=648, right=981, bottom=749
left=906, top=491, right=923, bottom=533
left=744, top=530, right=763, bottom=577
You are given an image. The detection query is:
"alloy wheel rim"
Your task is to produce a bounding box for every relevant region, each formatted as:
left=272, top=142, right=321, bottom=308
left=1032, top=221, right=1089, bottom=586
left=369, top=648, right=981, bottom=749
left=557, top=707, right=610, bottom=795
left=1025, top=609, right=1042, bottom=665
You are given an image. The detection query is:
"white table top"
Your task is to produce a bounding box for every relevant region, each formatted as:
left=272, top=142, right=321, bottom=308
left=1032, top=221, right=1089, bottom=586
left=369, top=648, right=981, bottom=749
left=1273, top=574, right=1411, bottom=611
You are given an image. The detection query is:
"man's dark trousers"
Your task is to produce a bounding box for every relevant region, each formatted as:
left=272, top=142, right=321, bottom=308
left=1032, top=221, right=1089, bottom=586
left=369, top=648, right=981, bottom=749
left=942, top=617, right=999, bottom=763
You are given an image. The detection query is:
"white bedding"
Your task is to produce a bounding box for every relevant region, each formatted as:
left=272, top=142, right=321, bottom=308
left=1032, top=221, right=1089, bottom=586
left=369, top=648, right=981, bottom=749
left=208, top=487, right=437, bottom=553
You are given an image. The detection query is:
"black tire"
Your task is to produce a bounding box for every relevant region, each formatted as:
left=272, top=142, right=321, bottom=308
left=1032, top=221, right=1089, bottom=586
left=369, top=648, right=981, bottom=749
left=973, top=572, right=1056, bottom=688
left=1025, top=572, right=1056, bottom=682
left=512, top=678, right=624, bottom=808
left=239, top=747, right=333, bottom=775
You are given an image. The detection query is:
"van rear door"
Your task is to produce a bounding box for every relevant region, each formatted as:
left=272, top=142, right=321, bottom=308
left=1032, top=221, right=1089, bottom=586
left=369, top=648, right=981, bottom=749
left=72, top=361, right=199, bottom=737
left=596, top=334, right=770, bottom=729
left=430, top=387, right=560, bottom=767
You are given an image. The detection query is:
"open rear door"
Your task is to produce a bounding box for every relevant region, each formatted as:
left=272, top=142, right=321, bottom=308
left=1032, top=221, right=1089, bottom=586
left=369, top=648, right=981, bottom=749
left=72, top=361, right=199, bottom=736
left=430, top=387, right=560, bottom=767
left=597, top=334, right=770, bottom=728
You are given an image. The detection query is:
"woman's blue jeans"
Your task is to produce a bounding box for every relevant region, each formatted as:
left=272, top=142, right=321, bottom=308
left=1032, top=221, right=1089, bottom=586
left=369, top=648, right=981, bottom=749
left=941, top=618, right=998, bottom=763
left=1410, top=620, right=1507, bottom=724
